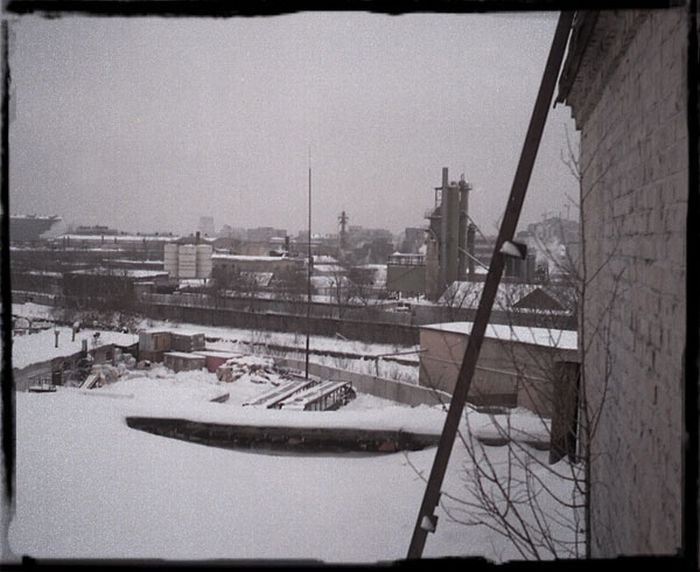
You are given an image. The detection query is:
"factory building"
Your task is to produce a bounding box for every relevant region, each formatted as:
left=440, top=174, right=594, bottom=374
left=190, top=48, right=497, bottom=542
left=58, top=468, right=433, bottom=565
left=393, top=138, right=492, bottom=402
left=9, top=215, right=63, bottom=243
left=388, top=167, right=537, bottom=299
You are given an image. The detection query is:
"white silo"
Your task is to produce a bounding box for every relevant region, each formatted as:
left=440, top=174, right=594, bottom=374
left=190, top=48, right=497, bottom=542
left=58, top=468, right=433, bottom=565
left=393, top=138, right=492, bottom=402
left=164, top=243, right=180, bottom=277
left=178, top=244, right=197, bottom=279
left=196, top=244, right=213, bottom=278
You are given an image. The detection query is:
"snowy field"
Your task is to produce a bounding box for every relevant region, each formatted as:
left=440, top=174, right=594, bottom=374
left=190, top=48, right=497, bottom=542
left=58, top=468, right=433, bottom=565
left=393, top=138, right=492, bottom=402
left=5, top=306, right=581, bottom=563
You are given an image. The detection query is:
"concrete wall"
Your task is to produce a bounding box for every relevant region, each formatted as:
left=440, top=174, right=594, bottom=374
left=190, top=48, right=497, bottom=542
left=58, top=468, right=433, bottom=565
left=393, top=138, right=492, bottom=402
left=274, top=357, right=451, bottom=408
left=562, top=8, right=687, bottom=557
left=418, top=327, right=578, bottom=417
left=140, top=299, right=420, bottom=346
left=140, top=292, right=576, bottom=340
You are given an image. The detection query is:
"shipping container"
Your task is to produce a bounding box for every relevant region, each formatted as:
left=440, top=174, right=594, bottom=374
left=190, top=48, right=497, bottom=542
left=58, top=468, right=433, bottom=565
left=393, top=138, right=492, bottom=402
left=163, top=351, right=206, bottom=372
left=170, top=331, right=206, bottom=352
left=193, top=350, right=243, bottom=373
left=138, top=329, right=172, bottom=352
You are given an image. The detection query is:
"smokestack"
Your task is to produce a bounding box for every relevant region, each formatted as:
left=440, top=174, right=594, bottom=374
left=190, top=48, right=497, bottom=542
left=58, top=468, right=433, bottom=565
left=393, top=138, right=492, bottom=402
left=458, top=176, right=470, bottom=280
left=195, top=231, right=201, bottom=244
left=439, top=167, right=449, bottom=290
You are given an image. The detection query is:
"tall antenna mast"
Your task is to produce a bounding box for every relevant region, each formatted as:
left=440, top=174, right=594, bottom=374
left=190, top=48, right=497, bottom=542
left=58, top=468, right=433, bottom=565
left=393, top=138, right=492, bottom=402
left=305, top=146, right=312, bottom=379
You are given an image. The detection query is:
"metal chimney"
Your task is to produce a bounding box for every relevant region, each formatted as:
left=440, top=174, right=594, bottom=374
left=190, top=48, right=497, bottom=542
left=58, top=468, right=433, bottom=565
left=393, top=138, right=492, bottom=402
left=467, top=223, right=476, bottom=279
left=458, top=176, right=470, bottom=280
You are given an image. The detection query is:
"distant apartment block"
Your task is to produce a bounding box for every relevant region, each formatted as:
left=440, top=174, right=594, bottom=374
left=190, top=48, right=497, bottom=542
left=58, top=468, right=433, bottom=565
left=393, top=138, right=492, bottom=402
left=198, top=216, right=215, bottom=237
left=247, top=227, right=287, bottom=243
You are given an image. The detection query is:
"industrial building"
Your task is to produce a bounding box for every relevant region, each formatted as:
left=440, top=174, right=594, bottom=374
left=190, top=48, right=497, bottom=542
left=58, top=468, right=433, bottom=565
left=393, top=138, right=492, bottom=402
left=62, top=268, right=168, bottom=309
left=10, top=214, right=63, bottom=242
left=418, top=321, right=578, bottom=417
left=398, top=227, right=426, bottom=254
left=211, top=253, right=303, bottom=276
left=387, top=167, right=537, bottom=299
left=386, top=252, right=426, bottom=296
left=247, top=226, right=287, bottom=243
left=386, top=167, right=472, bottom=299
left=56, top=232, right=176, bottom=258
left=515, top=215, right=579, bottom=281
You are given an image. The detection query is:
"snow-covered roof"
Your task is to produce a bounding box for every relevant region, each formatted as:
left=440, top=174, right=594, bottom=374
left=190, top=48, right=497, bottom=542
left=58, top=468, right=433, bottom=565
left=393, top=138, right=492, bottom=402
left=164, top=351, right=205, bottom=360
left=139, top=328, right=204, bottom=338
left=11, top=214, right=61, bottom=220
left=420, top=321, right=578, bottom=350
left=312, top=255, right=338, bottom=264
left=311, top=275, right=351, bottom=288
left=178, top=279, right=208, bottom=288
left=240, top=271, right=274, bottom=287
left=67, top=268, right=168, bottom=279
left=438, top=281, right=579, bottom=310
left=12, top=303, right=55, bottom=321
left=170, top=329, right=205, bottom=338
left=12, top=327, right=139, bottom=370
left=25, top=270, right=62, bottom=277
left=60, top=234, right=178, bottom=242
left=125, top=270, right=169, bottom=278
left=313, top=264, right=346, bottom=274
left=213, top=254, right=289, bottom=262
left=438, top=281, right=538, bottom=310
left=193, top=350, right=242, bottom=358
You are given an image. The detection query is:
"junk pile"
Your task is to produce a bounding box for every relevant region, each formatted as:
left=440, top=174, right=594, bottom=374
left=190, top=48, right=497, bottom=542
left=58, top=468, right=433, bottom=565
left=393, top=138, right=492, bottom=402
left=81, top=349, right=137, bottom=389
left=216, top=355, right=284, bottom=384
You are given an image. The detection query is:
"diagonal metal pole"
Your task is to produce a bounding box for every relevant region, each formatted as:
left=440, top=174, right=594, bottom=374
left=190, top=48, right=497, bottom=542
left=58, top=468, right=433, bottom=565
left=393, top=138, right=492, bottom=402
left=406, top=11, right=574, bottom=560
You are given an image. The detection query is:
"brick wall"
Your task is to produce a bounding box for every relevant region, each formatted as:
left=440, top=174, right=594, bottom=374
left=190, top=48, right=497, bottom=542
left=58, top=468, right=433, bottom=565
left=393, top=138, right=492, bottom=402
left=564, top=8, right=687, bottom=556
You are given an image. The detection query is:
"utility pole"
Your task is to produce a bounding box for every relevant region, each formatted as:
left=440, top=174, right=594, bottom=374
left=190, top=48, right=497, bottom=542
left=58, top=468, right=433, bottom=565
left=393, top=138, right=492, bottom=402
left=406, top=11, right=574, bottom=559
left=305, top=148, right=312, bottom=379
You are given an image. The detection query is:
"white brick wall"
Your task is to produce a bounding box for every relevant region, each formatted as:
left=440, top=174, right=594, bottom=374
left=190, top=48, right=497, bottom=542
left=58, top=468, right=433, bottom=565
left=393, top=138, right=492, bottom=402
left=567, top=8, right=687, bottom=556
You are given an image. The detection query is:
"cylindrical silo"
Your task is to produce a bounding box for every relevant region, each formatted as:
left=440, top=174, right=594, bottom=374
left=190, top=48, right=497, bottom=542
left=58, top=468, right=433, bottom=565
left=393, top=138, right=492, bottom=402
left=178, top=244, right=197, bottom=279
left=164, top=243, right=179, bottom=277
left=196, top=244, right=213, bottom=278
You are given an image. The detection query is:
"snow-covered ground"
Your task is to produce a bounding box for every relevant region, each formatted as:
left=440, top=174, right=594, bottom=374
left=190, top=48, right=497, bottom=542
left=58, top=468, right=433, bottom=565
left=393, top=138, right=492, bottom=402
left=6, top=351, right=580, bottom=563
left=5, top=308, right=581, bottom=563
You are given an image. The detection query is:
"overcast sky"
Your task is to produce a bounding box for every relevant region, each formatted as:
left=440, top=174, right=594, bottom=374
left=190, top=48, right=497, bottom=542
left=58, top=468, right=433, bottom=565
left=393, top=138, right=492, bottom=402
left=9, top=12, right=579, bottom=237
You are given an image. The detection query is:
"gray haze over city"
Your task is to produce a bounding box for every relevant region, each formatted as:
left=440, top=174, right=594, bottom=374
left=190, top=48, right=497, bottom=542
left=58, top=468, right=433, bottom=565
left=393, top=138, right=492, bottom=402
left=9, top=12, right=579, bottom=238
